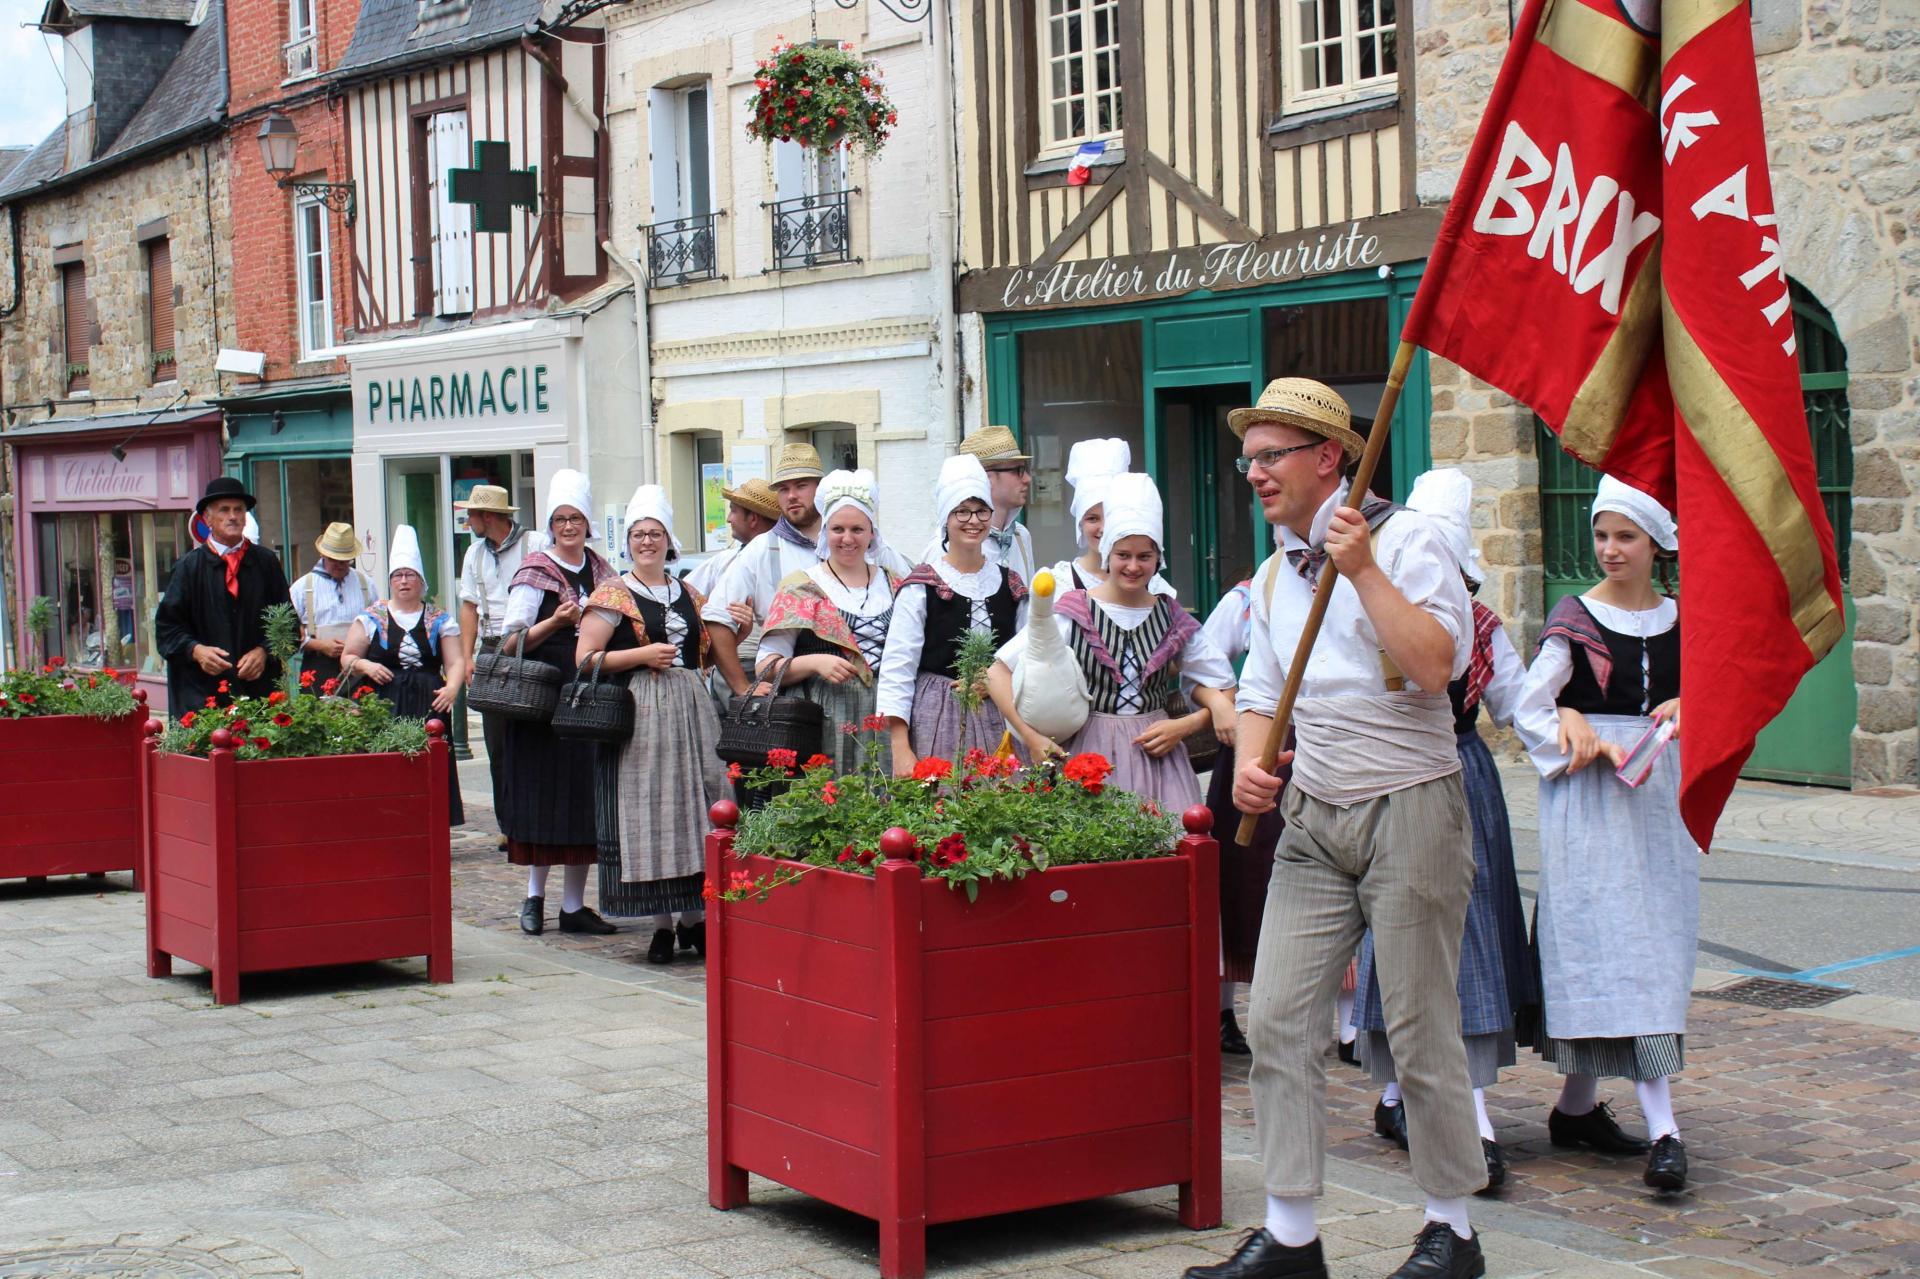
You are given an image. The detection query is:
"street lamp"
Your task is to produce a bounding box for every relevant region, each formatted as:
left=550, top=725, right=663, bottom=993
left=257, top=111, right=357, bottom=223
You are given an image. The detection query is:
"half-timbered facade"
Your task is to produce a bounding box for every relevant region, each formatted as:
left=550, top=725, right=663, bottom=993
left=329, top=0, right=638, bottom=599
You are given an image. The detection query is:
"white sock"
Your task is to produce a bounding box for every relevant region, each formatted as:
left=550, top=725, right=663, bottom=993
left=1264, top=1194, right=1316, bottom=1247
left=560, top=864, right=588, bottom=913
left=1635, top=1075, right=1679, bottom=1140
left=1557, top=1073, right=1598, bottom=1116
left=1336, top=990, right=1356, bottom=1044
left=650, top=913, right=674, bottom=931
left=1381, top=1082, right=1402, bottom=1108
left=527, top=866, right=550, bottom=900
left=1472, top=1088, right=1495, bottom=1142
left=1424, top=1196, right=1472, bottom=1239
left=1220, top=981, right=1237, bottom=1013
left=680, top=908, right=705, bottom=926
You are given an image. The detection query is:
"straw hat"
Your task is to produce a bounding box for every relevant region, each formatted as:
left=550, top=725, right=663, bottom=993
left=722, top=476, right=781, bottom=521
left=771, top=443, right=825, bottom=482
left=314, top=521, right=365, bottom=561
left=1226, top=378, right=1365, bottom=458
left=452, top=484, right=518, bottom=514
left=958, top=424, right=1031, bottom=466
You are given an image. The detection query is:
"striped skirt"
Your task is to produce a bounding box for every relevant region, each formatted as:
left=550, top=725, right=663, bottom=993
left=795, top=673, right=880, bottom=775
left=907, top=670, right=1020, bottom=764
left=595, top=667, right=730, bottom=919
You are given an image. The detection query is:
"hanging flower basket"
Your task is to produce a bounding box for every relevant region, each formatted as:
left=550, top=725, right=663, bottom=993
left=746, top=38, right=898, bottom=158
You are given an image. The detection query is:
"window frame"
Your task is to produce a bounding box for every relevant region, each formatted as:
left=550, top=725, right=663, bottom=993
left=1036, top=0, right=1124, bottom=153
left=294, top=196, right=334, bottom=359
left=1278, top=0, right=1399, bottom=113
left=285, top=0, right=317, bottom=78
left=60, top=261, right=90, bottom=394
left=145, top=238, right=176, bottom=383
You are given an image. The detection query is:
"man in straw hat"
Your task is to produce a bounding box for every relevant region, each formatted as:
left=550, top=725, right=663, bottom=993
left=455, top=484, right=548, bottom=848
left=291, top=522, right=379, bottom=688
left=919, top=424, right=1037, bottom=583
left=686, top=475, right=781, bottom=705
left=155, top=476, right=294, bottom=716
left=1187, top=379, right=1485, bottom=1279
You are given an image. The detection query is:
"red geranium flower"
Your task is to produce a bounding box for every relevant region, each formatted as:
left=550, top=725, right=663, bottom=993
left=216, top=680, right=229, bottom=693
left=836, top=844, right=854, bottom=864
left=299, top=670, right=317, bottom=689
left=933, top=832, right=968, bottom=867
left=48, top=655, right=64, bottom=668
left=180, top=711, right=196, bottom=728
left=205, top=697, right=217, bottom=708
left=804, top=753, right=832, bottom=769
left=272, top=713, right=293, bottom=727
left=766, top=748, right=798, bottom=769
left=1062, top=752, right=1114, bottom=794
left=19, top=693, right=35, bottom=705
left=252, top=737, right=272, bottom=751
left=726, top=761, right=743, bottom=781
left=268, top=690, right=288, bottom=706
left=839, top=722, right=858, bottom=736
left=820, top=781, right=839, bottom=806
left=863, top=714, right=888, bottom=732
left=229, top=719, right=249, bottom=734
left=911, top=757, right=952, bottom=782
left=321, top=678, right=339, bottom=696
left=702, top=879, right=719, bottom=902
left=352, top=687, right=372, bottom=700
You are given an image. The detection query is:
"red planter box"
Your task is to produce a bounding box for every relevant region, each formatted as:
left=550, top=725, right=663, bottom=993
left=0, top=707, right=147, bottom=884
left=705, top=807, right=1223, bottom=1279
left=140, top=727, right=453, bottom=1005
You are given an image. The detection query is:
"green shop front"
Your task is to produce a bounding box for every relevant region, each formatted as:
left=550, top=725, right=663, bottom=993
left=218, top=379, right=355, bottom=577
left=975, top=261, right=1434, bottom=611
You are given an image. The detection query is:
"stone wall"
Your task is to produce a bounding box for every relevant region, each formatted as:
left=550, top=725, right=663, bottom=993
left=1413, top=0, right=1920, bottom=787
left=0, top=141, right=237, bottom=419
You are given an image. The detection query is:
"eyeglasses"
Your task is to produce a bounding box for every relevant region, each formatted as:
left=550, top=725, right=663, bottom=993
left=950, top=507, right=993, bottom=526
left=1234, top=442, right=1324, bottom=475
left=551, top=514, right=589, bottom=528
left=988, top=465, right=1031, bottom=479
left=632, top=529, right=668, bottom=543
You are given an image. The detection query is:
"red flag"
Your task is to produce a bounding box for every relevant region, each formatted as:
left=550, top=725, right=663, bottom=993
left=1402, top=0, right=1844, bottom=849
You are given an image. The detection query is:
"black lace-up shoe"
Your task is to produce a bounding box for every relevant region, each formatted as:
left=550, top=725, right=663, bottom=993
left=1387, top=1222, right=1485, bottom=1279
left=1548, top=1101, right=1651, bottom=1154
left=1221, top=1010, right=1251, bottom=1055
left=1479, top=1139, right=1507, bottom=1193
left=1181, top=1229, right=1328, bottom=1278
left=518, top=896, right=544, bottom=935
left=558, top=906, right=616, bottom=934
left=1644, top=1134, right=1688, bottom=1192
left=1374, top=1099, right=1410, bottom=1151
left=646, top=928, right=676, bottom=964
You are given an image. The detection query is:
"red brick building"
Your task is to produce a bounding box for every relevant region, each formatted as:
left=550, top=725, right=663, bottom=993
left=214, top=0, right=361, bottom=577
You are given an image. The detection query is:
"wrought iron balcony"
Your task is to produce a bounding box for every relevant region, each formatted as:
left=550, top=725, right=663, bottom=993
left=766, top=189, right=856, bottom=272
left=644, top=212, right=723, bottom=285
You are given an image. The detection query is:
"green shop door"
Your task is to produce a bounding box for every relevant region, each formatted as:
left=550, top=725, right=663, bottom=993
left=1158, top=384, right=1260, bottom=606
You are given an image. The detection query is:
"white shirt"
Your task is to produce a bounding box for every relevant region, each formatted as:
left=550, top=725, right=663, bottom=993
left=756, top=561, right=897, bottom=672
left=918, top=519, right=1037, bottom=584
left=1044, top=557, right=1178, bottom=599
left=459, top=528, right=549, bottom=640
left=503, top=551, right=591, bottom=633
left=355, top=605, right=460, bottom=669
left=1201, top=582, right=1255, bottom=664
left=1513, top=594, right=1677, bottom=778
left=876, top=558, right=1031, bottom=724
left=997, top=598, right=1234, bottom=705
left=684, top=540, right=745, bottom=599
left=294, top=564, right=378, bottom=633
left=1236, top=491, right=1472, bottom=716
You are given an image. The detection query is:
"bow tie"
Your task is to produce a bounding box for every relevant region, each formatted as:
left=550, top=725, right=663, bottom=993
left=1285, top=545, right=1328, bottom=582
left=987, top=527, right=1015, bottom=554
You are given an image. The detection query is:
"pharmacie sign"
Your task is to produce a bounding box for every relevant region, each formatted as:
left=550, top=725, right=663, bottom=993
left=354, top=354, right=561, bottom=430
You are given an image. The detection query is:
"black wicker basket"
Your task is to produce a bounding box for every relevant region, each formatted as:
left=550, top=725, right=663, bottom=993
left=552, top=651, right=635, bottom=743
left=468, top=628, right=563, bottom=723
left=717, top=659, right=824, bottom=767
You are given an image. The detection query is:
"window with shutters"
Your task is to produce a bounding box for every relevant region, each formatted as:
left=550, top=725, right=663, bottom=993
left=294, top=198, right=333, bottom=358
left=61, top=262, right=90, bottom=393
left=644, top=82, right=720, bottom=284
left=146, top=239, right=176, bottom=383
left=414, top=109, right=474, bottom=316
left=1279, top=0, right=1398, bottom=112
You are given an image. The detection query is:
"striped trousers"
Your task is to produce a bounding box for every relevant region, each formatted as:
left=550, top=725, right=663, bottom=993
left=1247, top=773, right=1487, bottom=1199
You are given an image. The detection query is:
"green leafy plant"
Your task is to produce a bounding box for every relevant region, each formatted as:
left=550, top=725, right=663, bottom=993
left=722, top=722, right=1179, bottom=905
left=25, top=595, right=52, bottom=664
left=261, top=601, right=303, bottom=695
left=158, top=679, right=429, bottom=761
left=746, top=38, right=898, bottom=158
left=0, top=657, right=141, bottom=721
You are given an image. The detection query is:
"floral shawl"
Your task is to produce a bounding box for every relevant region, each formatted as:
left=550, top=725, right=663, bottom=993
left=760, top=568, right=903, bottom=685
left=585, top=576, right=712, bottom=670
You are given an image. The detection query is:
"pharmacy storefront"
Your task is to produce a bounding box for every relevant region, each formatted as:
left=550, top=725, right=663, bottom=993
left=346, top=318, right=595, bottom=611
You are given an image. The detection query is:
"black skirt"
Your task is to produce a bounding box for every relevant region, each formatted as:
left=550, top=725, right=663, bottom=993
left=379, top=667, right=464, bottom=827
left=1208, top=742, right=1287, bottom=984
left=496, top=713, right=598, bottom=847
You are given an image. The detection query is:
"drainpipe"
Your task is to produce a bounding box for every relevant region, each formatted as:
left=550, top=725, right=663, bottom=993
left=602, top=241, right=655, bottom=485
left=932, top=0, right=962, bottom=447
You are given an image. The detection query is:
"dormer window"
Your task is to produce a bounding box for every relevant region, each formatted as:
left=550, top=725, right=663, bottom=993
left=286, top=0, right=316, bottom=79
left=412, top=0, right=472, bottom=37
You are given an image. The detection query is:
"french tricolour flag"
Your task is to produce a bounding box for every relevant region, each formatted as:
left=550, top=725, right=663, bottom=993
left=1066, top=140, right=1106, bottom=186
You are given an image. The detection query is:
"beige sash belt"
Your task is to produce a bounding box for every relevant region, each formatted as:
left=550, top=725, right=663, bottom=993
left=1290, top=692, right=1461, bottom=807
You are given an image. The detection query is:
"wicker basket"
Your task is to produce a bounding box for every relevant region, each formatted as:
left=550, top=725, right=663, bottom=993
left=552, top=652, right=635, bottom=743
left=468, top=628, right=563, bottom=723
left=717, top=659, right=823, bottom=767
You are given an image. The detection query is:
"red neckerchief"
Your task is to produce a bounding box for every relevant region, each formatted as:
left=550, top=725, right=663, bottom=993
left=213, top=542, right=246, bottom=597
left=1459, top=601, right=1503, bottom=712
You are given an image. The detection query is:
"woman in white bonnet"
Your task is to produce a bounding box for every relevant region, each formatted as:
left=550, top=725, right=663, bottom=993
left=1513, top=474, right=1694, bottom=1195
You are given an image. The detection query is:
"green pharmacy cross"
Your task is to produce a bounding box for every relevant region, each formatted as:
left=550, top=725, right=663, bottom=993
left=447, top=141, right=538, bottom=234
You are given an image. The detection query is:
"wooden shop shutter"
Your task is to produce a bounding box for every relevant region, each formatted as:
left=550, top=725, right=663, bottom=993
left=61, top=263, right=89, bottom=392
left=147, top=239, right=176, bottom=382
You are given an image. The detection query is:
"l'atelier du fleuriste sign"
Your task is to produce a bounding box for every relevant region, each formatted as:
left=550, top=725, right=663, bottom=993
left=961, top=212, right=1439, bottom=313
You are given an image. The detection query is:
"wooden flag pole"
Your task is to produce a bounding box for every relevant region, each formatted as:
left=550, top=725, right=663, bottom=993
left=1234, top=339, right=1418, bottom=848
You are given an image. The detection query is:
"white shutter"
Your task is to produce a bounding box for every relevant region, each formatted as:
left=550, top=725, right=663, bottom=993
left=772, top=138, right=806, bottom=204
left=647, top=88, right=681, bottom=224
left=431, top=111, right=474, bottom=314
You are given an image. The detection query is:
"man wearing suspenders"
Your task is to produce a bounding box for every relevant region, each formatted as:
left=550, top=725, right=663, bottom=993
left=455, top=486, right=547, bottom=842
left=293, top=523, right=378, bottom=689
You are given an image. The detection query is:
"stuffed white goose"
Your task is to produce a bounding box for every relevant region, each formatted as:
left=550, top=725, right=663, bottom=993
left=1012, top=568, right=1091, bottom=741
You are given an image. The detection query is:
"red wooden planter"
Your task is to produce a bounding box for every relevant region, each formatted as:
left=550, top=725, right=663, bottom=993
left=705, top=804, right=1223, bottom=1279
left=0, top=698, right=148, bottom=885
left=140, top=723, right=453, bottom=1006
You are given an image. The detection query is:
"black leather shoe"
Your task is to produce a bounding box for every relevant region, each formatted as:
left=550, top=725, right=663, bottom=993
left=1336, top=1038, right=1358, bottom=1066
left=1221, top=1010, right=1251, bottom=1055
left=1374, top=1099, right=1410, bottom=1151
left=1643, top=1134, right=1688, bottom=1192
left=1181, top=1228, right=1327, bottom=1278
left=1387, top=1222, right=1485, bottom=1279
left=558, top=906, right=616, bottom=935
left=646, top=928, right=676, bottom=965
left=677, top=918, right=706, bottom=957
left=1478, top=1139, right=1507, bottom=1193
left=1549, top=1102, right=1651, bottom=1154
left=518, top=896, right=544, bottom=935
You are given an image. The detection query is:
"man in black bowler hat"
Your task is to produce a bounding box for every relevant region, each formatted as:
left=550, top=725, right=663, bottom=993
left=154, top=476, right=294, bottom=715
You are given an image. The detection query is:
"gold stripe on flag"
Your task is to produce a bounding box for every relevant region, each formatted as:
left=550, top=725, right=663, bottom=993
left=1661, top=0, right=1746, bottom=63
left=1663, top=296, right=1846, bottom=660
left=1562, top=240, right=1664, bottom=466
left=1536, top=0, right=1659, bottom=108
